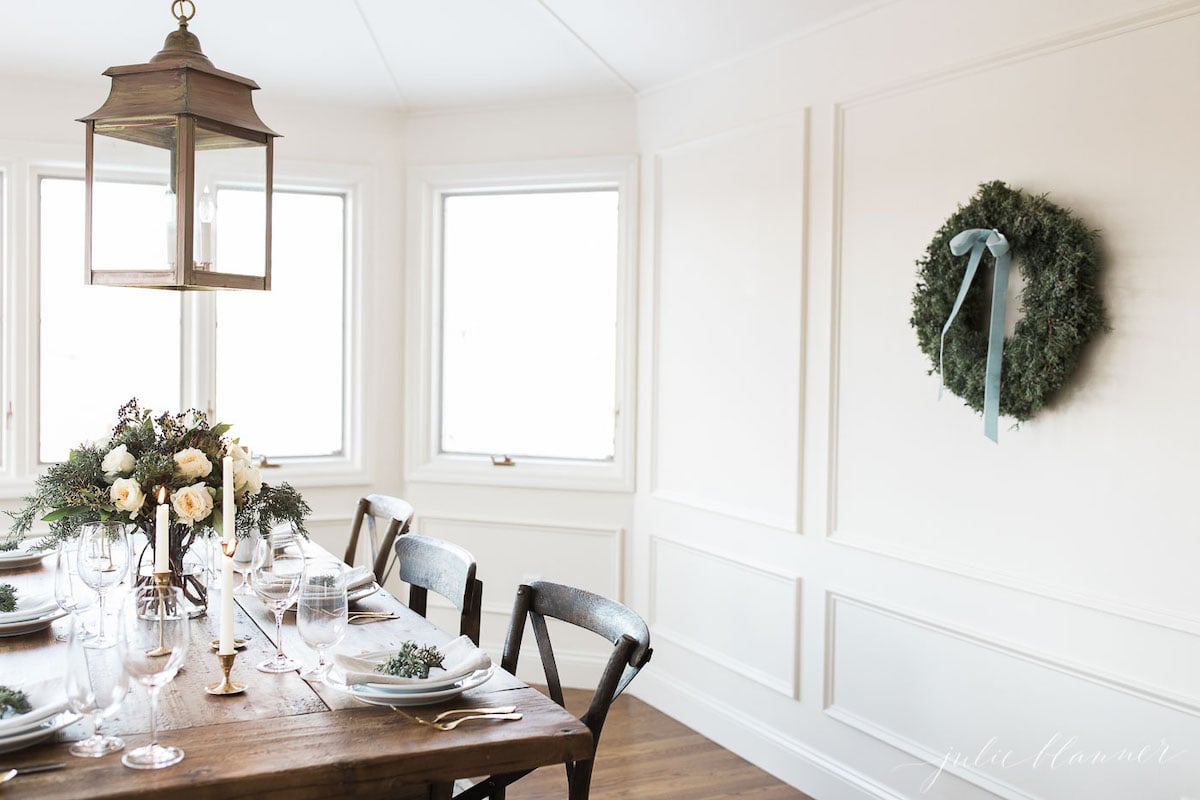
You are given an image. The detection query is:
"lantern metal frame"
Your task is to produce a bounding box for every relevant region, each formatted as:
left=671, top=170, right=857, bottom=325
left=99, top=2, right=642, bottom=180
left=79, top=0, right=280, bottom=290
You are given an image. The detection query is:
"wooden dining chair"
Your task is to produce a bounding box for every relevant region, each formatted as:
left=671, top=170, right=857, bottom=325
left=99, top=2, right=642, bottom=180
left=343, top=494, right=414, bottom=585
left=454, top=581, right=653, bottom=800
left=394, top=533, right=484, bottom=645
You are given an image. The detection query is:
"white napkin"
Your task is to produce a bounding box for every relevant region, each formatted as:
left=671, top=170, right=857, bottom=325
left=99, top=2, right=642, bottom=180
left=335, top=635, right=492, bottom=687
left=0, top=678, right=68, bottom=735
left=0, top=594, right=59, bottom=624
left=345, top=566, right=375, bottom=591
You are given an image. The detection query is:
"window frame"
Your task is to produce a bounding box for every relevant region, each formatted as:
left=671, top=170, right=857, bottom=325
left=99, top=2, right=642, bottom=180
left=405, top=157, right=638, bottom=493
left=0, top=153, right=368, bottom=497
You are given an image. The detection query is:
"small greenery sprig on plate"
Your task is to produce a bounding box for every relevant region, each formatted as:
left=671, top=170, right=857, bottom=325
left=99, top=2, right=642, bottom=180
left=0, top=686, right=31, bottom=717
left=377, top=641, right=445, bottom=679
left=0, top=584, right=15, bottom=614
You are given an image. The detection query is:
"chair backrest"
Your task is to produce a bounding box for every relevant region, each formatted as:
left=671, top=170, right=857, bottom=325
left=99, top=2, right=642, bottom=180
left=455, top=581, right=651, bottom=800
left=394, top=533, right=483, bottom=645
left=343, top=494, right=414, bottom=584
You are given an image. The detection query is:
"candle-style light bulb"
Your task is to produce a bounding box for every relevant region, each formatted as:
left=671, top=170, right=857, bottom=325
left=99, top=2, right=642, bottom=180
left=197, top=185, right=215, bottom=268
left=164, top=189, right=177, bottom=267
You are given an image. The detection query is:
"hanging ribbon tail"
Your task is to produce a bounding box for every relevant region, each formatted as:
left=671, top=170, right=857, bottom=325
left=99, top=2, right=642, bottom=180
left=938, top=229, right=992, bottom=400
left=982, top=230, right=1010, bottom=443
left=940, top=228, right=1011, bottom=442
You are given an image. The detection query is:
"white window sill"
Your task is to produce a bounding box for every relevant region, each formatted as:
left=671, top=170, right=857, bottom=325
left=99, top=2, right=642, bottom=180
left=407, top=453, right=633, bottom=493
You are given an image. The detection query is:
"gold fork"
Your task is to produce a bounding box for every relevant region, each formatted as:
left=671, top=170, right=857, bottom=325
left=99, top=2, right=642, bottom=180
left=430, top=713, right=521, bottom=731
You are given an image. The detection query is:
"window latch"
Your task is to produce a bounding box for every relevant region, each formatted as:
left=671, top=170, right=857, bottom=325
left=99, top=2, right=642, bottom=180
left=490, top=454, right=515, bottom=467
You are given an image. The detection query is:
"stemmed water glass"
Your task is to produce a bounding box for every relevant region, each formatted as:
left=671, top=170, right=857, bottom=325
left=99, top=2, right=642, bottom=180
left=65, top=614, right=129, bottom=757
left=231, top=532, right=258, bottom=597
left=250, top=531, right=305, bottom=673
left=77, top=521, right=131, bottom=648
left=117, top=585, right=189, bottom=770
left=54, top=542, right=96, bottom=643
left=297, top=559, right=348, bottom=683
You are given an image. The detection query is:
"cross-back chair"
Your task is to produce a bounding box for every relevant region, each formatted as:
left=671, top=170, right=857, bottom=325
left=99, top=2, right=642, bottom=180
left=343, top=494, right=414, bottom=585
left=394, top=533, right=484, bottom=645
left=454, top=580, right=653, bottom=800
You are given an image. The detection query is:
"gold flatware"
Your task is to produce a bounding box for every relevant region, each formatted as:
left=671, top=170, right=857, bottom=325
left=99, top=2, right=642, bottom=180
left=431, top=713, right=521, bottom=731
left=433, top=705, right=516, bottom=723
left=0, top=762, right=67, bottom=782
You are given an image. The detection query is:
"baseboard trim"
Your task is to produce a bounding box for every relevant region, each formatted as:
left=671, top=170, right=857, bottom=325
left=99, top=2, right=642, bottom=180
left=631, top=671, right=908, bottom=800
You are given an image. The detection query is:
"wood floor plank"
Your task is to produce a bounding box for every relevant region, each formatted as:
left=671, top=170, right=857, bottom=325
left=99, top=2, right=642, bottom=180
left=501, top=688, right=813, bottom=800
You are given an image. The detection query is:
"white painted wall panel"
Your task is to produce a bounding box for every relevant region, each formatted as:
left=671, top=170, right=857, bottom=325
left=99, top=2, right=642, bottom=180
left=828, top=595, right=1200, bottom=800
left=832, top=13, right=1200, bottom=619
left=652, top=116, right=806, bottom=530
left=650, top=536, right=799, bottom=696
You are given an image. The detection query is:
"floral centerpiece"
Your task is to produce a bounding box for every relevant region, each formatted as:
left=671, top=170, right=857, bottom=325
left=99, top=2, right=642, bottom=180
left=5, top=399, right=310, bottom=610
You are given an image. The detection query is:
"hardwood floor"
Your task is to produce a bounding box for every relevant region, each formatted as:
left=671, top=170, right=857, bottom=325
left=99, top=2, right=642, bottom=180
left=501, top=688, right=814, bottom=799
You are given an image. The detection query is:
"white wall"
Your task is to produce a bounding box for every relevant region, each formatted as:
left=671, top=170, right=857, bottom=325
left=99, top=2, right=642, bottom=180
left=631, top=1, right=1200, bottom=798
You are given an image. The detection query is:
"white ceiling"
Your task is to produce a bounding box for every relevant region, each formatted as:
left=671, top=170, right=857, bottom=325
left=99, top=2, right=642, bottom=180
left=0, top=0, right=881, bottom=111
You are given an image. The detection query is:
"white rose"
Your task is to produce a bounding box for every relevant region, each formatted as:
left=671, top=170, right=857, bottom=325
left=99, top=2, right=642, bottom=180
left=234, top=461, right=263, bottom=496
left=110, top=477, right=146, bottom=518
left=101, top=444, right=136, bottom=476
left=171, top=482, right=214, bottom=526
left=173, top=448, right=213, bottom=480
left=228, top=442, right=252, bottom=462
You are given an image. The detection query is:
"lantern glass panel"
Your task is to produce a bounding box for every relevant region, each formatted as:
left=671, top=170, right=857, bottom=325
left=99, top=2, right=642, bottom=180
left=196, top=123, right=267, bottom=279
left=90, top=123, right=176, bottom=273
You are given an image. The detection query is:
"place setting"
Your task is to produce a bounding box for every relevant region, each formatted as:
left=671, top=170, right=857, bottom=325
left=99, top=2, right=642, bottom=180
left=328, top=635, right=501, bottom=712
left=0, top=678, right=79, bottom=756
left=0, top=585, right=67, bottom=638
left=0, top=540, right=55, bottom=571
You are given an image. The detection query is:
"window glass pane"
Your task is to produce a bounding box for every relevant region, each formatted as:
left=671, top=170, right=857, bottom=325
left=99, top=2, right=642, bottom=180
left=440, top=190, right=618, bottom=461
left=215, top=190, right=345, bottom=458
left=39, top=177, right=182, bottom=462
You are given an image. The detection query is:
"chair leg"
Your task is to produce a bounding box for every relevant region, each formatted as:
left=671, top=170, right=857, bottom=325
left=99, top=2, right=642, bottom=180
left=567, top=760, right=594, bottom=800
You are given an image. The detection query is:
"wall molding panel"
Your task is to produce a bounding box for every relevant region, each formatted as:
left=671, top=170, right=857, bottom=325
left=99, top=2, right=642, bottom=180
left=649, top=535, right=800, bottom=698
left=647, top=111, right=809, bottom=534
left=825, top=592, right=1200, bottom=800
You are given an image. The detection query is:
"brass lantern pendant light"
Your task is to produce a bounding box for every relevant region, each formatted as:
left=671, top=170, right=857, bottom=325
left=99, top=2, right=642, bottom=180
left=79, top=0, right=280, bottom=290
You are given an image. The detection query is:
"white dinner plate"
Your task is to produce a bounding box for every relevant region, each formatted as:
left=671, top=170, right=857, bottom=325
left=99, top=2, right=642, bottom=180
left=0, top=609, right=67, bottom=638
left=356, top=666, right=488, bottom=695
left=0, top=541, right=53, bottom=570
left=0, top=679, right=69, bottom=736
left=347, top=581, right=381, bottom=605
left=332, top=665, right=496, bottom=707
left=0, top=711, right=79, bottom=754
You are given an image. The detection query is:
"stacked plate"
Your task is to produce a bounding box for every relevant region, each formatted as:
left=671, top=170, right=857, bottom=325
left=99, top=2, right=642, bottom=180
left=0, top=593, right=67, bottom=638
left=0, top=679, right=78, bottom=755
left=331, top=663, right=496, bottom=707
left=0, top=541, right=53, bottom=571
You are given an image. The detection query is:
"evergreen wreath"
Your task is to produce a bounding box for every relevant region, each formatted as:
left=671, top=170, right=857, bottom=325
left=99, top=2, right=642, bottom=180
left=910, top=181, right=1106, bottom=421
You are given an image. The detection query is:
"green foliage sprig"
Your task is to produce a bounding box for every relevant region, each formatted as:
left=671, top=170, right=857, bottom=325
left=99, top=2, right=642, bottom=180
left=910, top=181, right=1107, bottom=421
left=5, top=399, right=311, bottom=551
left=377, top=641, right=445, bottom=679
left=0, top=686, right=31, bottom=717
left=0, top=584, right=15, bottom=613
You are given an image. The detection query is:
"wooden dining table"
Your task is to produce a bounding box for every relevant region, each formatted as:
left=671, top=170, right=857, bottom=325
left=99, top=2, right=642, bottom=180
left=0, top=543, right=592, bottom=799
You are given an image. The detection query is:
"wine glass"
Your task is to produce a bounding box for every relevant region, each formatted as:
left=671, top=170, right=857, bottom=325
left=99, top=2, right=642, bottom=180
left=117, top=585, right=189, bottom=770
left=54, top=542, right=96, bottom=643
left=297, top=560, right=347, bottom=683
left=64, top=614, right=129, bottom=757
left=230, top=532, right=257, bottom=597
left=250, top=531, right=305, bottom=673
left=77, top=521, right=131, bottom=648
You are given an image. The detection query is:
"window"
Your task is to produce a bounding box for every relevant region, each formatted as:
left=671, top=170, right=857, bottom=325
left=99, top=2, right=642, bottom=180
left=441, top=190, right=618, bottom=462
left=35, top=175, right=351, bottom=468
left=39, top=177, right=181, bottom=463
left=407, top=158, right=637, bottom=491
left=215, top=190, right=346, bottom=459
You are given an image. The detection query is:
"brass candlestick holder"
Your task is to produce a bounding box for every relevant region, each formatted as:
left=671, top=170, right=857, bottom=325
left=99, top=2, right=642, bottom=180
left=145, top=572, right=174, bottom=657
left=205, top=650, right=246, bottom=695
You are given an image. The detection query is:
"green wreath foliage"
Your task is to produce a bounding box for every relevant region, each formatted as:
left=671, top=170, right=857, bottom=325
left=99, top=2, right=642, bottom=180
left=910, top=181, right=1106, bottom=421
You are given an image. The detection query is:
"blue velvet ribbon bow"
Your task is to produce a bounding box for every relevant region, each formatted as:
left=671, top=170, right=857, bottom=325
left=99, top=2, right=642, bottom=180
left=939, top=228, right=1011, bottom=443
